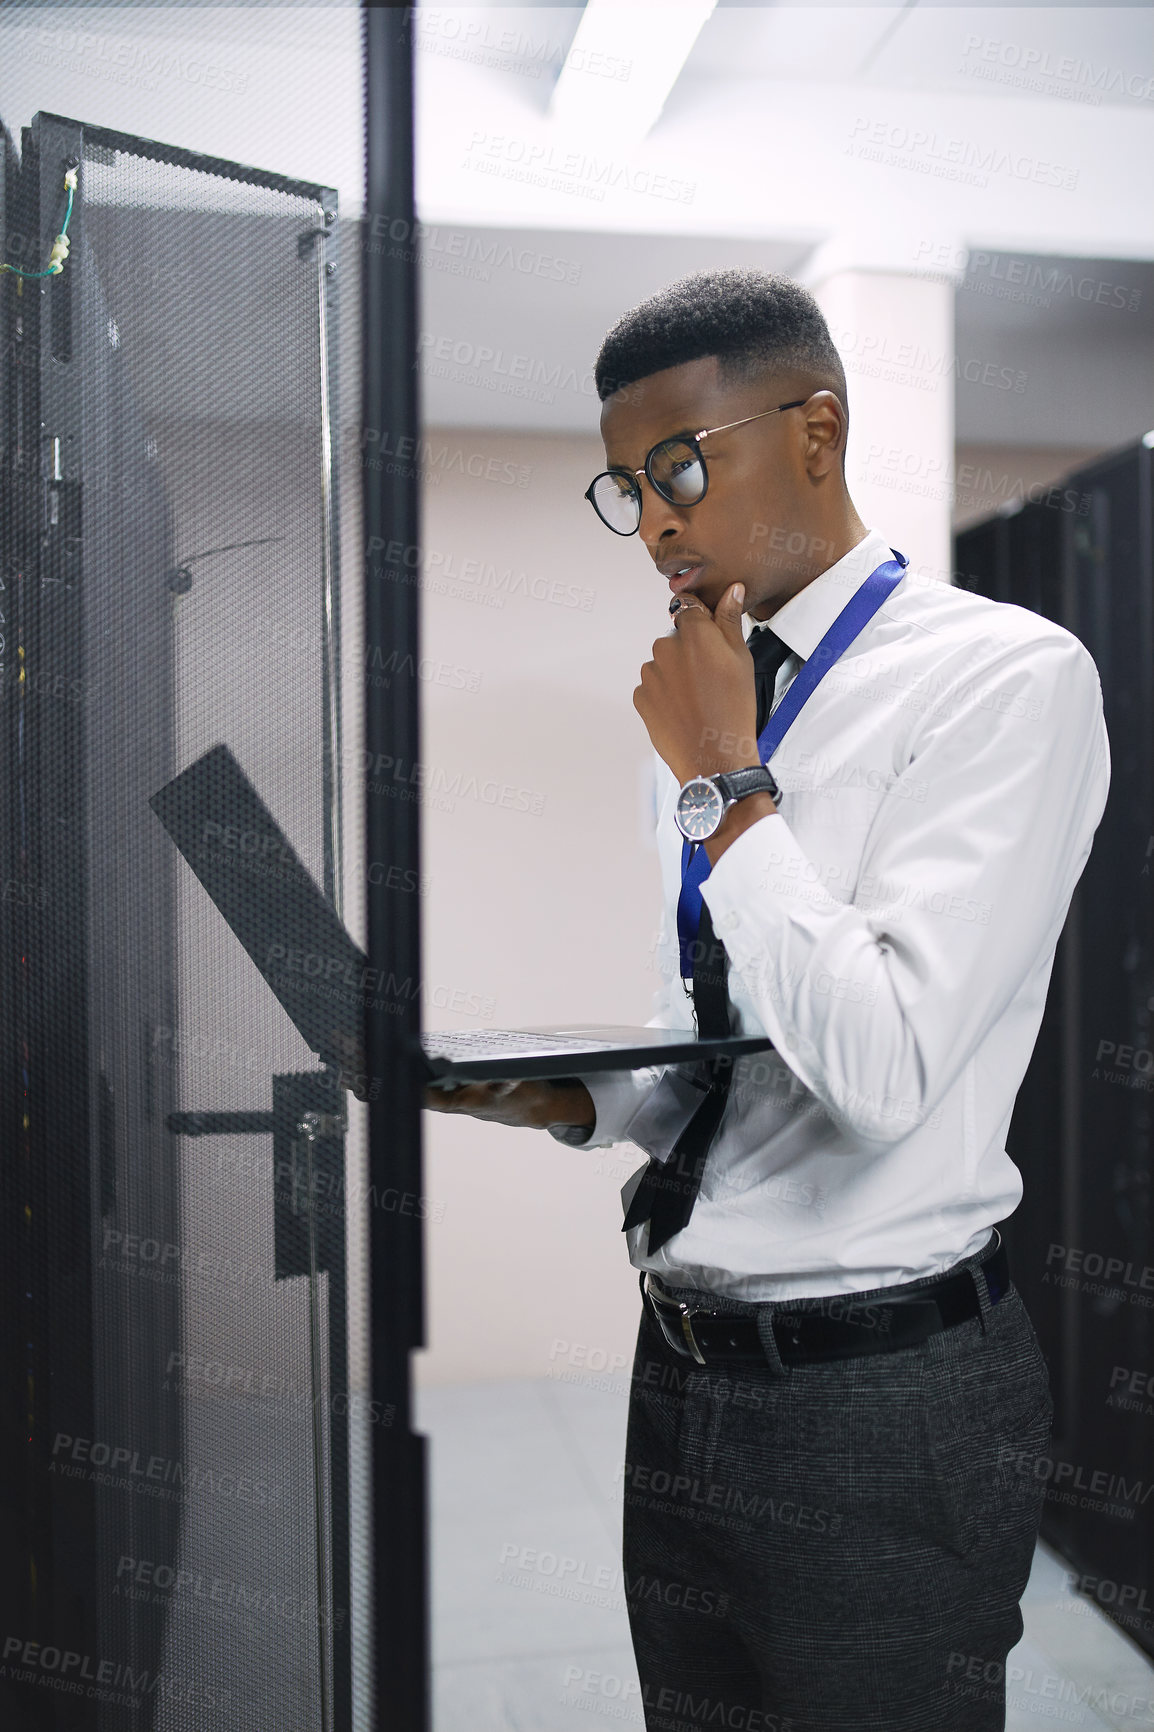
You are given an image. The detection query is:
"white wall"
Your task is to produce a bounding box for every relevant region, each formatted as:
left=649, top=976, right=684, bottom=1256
left=414, top=428, right=670, bottom=1384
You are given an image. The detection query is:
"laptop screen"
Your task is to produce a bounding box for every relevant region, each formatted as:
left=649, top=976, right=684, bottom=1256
left=149, top=743, right=367, bottom=1075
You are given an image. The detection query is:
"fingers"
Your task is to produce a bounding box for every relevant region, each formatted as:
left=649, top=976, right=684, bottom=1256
left=634, top=651, right=663, bottom=713
left=711, top=583, right=747, bottom=645
left=424, top=1080, right=479, bottom=1112
left=423, top=1078, right=520, bottom=1115
left=670, top=595, right=709, bottom=625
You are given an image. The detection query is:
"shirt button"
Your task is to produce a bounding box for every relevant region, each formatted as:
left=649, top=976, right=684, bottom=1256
left=717, top=911, right=739, bottom=934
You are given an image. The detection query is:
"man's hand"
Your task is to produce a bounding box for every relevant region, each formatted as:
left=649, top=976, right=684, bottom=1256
left=634, top=583, right=760, bottom=784
left=423, top=1078, right=596, bottom=1132
left=328, top=1019, right=597, bottom=1131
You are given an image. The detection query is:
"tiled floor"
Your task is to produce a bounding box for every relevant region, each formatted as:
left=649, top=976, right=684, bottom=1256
left=417, top=1374, right=1154, bottom=1731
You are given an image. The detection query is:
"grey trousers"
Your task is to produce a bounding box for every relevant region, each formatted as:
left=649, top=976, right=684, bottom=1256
left=621, top=1246, right=1053, bottom=1732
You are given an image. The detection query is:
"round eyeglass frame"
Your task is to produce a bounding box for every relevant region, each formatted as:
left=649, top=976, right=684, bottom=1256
left=583, top=398, right=808, bottom=536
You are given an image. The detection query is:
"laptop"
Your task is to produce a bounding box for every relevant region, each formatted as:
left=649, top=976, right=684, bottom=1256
left=148, top=744, right=773, bottom=1086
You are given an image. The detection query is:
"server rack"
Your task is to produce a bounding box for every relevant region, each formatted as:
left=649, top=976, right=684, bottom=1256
left=0, top=103, right=372, bottom=1728
left=0, top=109, right=182, bottom=1729
left=956, top=439, right=1154, bottom=1658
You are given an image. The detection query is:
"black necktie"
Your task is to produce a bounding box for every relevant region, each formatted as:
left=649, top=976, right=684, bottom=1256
left=749, top=623, right=793, bottom=742
left=623, top=626, right=793, bottom=1253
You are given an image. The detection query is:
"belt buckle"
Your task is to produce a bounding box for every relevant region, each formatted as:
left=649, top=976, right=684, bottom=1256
left=645, top=1274, right=708, bottom=1366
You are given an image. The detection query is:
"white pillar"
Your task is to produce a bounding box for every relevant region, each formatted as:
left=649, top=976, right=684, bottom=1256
left=802, top=232, right=965, bottom=584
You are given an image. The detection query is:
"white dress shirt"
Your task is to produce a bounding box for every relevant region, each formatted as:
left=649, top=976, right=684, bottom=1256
left=572, top=526, right=1111, bottom=1301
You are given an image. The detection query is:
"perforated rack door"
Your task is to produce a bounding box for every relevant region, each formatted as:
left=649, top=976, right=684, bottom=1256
left=955, top=443, right=1154, bottom=1663
left=1, top=110, right=354, bottom=1731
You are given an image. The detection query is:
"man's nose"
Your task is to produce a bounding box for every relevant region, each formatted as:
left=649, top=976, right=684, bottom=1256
left=638, top=477, right=691, bottom=547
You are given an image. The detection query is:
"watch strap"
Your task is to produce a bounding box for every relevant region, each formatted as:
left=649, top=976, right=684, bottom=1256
left=548, top=1122, right=595, bottom=1146
left=714, top=764, right=779, bottom=805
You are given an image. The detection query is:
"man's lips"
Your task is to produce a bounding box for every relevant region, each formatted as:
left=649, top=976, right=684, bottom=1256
left=661, top=559, right=706, bottom=593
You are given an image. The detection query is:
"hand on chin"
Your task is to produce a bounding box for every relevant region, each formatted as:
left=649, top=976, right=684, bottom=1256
left=672, top=582, right=725, bottom=617
left=639, top=581, right=758, bottom=782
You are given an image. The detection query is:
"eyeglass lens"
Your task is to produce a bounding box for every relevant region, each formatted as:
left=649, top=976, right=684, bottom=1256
left=649, top=438, right=706, bottom=506
left=588, top=471, right=641, bottom=533
left=589, top=437, right=707, bottom=533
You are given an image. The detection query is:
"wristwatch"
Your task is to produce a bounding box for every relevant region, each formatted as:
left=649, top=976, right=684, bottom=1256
left=674, top=764, right=780, bottom=843
left=548, top=1121, right=594, bottom=1147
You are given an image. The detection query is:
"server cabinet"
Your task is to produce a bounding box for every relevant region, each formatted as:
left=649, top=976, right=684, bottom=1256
left=1, top=111, right=354, bottom=1729
left=956, top=441, right=1154, bottom=1658
left=1, top=111, right=181, bottom=1728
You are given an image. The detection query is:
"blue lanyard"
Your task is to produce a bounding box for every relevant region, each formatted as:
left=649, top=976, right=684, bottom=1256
left=676, top=550, right=908, bottom=978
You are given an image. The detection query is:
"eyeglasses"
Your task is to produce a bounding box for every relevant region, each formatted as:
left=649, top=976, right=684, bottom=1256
left=583, top=398, right=808, bottom=536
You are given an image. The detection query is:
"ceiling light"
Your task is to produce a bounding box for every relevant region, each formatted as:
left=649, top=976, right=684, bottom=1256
left=549, top=0, right=718, bottom=145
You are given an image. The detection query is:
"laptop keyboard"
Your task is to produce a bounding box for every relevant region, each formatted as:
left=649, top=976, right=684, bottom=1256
left=422, top=1028, right=622, bottom=1055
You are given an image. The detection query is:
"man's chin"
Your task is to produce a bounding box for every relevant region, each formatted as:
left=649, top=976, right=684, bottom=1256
left=686, top=581, right=731, bottom=615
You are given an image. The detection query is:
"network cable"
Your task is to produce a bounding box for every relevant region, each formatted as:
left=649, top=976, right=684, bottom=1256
left=1, top=165, right=77, bottom=279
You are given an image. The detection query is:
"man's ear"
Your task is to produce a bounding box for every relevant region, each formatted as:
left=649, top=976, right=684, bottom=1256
left=802, top=391, right=847, bottom=479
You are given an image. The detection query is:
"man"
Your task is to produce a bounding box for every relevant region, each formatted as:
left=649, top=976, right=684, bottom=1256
left=425, top=270, right=1111, bottom=1731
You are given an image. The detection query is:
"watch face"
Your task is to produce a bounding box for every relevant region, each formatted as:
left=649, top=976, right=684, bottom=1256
left=675, top=777, right=725, bottom=841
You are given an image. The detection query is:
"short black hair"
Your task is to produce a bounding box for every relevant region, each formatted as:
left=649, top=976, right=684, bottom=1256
left=594, top=268, right=847, bottom=409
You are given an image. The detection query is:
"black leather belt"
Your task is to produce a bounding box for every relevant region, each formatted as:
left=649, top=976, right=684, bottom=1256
left=642, top=1231, right=1010, bottom=1368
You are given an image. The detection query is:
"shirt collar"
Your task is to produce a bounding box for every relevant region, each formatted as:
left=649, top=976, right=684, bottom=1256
left=743, top=528, right=898, bottom=661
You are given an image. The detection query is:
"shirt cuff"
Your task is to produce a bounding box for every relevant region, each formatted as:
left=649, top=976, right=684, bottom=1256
left=546, top=1065, right=662, bottom=1150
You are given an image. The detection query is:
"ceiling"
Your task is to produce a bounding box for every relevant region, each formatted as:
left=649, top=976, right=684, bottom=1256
left=416, top=220, right=1154, bottom=447
left=2, top=3, right=1150, bottom=446
left=407, top=3, right=1154, bottom=123
left=405, top=4, right=1154, bottom=442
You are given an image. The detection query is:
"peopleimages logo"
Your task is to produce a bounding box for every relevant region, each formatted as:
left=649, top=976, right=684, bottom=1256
left=352, top=748, right=547, bottom=816
left=1044, top=1242, right=1154, bottom=1291
left=407, top=7, right=633, bottom=85
left=463, top=131, right=696, bottom=205
left=416, top=330, right=598, bottom=401
left=3, top=1634, right=231, bottom=1709
left=945, top=1649, right=1154, bottom=1723
left=1091, top=1037, right=1154, bottom=1094
left=1063, top=1567, right=1154, bottom=1619
left=960, top=34, right=1154, bottom=103
left=354, top=426, right=536, bottom=487
left=618, top=1461, right=843, bottom=1536
left=366, top=536, right=595, bottom=612
left=498, top=1545, right=730, bottom=1619
left=559, top=1668, right=796, bottom=1732
left=163, top=1351, right=399, bottom=1420
left=846, top=117, right=1078, bottom=190
left=18, top=24, right=249, bottom=94
left=50, top=1432, right=282, bottom=1506
left=361, top=215, right=584, bottom=286
left=116, top=1554, right=348, bottom=1629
